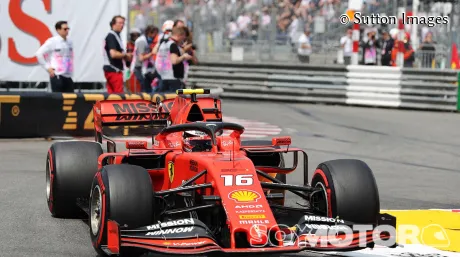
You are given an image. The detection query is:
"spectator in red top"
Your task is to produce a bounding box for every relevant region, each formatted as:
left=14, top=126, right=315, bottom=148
left=391, top=32, right=415, bottom=67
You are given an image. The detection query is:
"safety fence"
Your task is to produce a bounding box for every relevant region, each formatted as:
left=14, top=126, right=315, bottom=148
left=0, top=92, right=176, bottom=138
left=187, top=62, right=459, bottom=112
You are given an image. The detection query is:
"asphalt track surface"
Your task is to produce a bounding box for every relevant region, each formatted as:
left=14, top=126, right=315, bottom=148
left=1, top=100, right=459, bottom=257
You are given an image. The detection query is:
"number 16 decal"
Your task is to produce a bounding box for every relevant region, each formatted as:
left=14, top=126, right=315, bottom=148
left=221, top=174, right=253, bottom=186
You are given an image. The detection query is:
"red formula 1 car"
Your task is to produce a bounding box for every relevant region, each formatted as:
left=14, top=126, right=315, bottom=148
left=45, top=89, right=397, bottom=256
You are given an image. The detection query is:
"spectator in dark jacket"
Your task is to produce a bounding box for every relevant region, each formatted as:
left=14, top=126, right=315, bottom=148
left=380, top=30, right=394, bottom=66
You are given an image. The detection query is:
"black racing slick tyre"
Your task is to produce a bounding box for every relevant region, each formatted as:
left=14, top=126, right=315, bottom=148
left=90, top=164, right=154, bottom=257
left=311, top=159, right=380, bottom=225
left=46, top=141, right=102, bottom=218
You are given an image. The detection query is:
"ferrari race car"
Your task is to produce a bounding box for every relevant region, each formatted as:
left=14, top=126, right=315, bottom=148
left=45, top=89, right=396, bottom=256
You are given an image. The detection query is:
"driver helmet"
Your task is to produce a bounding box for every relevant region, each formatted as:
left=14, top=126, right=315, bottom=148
left=183, top=130, right=213, bottom=152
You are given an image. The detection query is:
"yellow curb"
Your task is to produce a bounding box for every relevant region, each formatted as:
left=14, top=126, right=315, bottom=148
left=381, top=210, right=460, bottom=252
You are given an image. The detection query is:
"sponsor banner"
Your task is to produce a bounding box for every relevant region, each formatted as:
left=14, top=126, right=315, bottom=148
left=0, top=92, right=175, bottom=138
left=0, top=0, right=128, bottom=82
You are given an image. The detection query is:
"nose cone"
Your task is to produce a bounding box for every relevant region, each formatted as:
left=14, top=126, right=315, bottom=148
left=209, top=158, right=279, bottom=247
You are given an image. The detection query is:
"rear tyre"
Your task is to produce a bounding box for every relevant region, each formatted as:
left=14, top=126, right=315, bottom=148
left=46, top=141, right=102, bottom=218
left=90, top=164, right=154, bottom=257
left=311, top=159, right=380, bottom=224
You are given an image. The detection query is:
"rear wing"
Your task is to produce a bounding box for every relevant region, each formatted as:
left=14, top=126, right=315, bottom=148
left=93, top=100, right=169, bottom=131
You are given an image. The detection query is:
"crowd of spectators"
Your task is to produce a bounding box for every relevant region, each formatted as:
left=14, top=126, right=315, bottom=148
left=129, top=0, right=351, bottom=44
left=128, top=0, right=446, bottom=67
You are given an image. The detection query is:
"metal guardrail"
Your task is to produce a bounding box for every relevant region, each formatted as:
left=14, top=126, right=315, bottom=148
left=187, top=61, right=459, bottom=112
left=1, top=62, right=457, bottom=112
left=187, top=61, right=348, bottom=104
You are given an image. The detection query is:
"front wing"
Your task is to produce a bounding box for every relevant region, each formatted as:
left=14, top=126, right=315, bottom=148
left=101, top=214, right=396, bottom=255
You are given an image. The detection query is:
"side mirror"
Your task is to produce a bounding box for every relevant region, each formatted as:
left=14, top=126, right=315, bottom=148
left=272, top=136, right=291, bottom=146
left=126, top=141, right=147, bottom=149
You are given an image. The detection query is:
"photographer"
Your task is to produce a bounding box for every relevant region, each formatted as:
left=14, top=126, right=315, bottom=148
left=133, top=25, right=159, bottom=93
left=361, top=30, right=380, bottom=65
left=155, top=27, right=192, bottom=92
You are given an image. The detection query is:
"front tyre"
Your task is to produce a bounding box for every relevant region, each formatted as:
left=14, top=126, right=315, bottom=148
left=311, top=159, right=380, bottom=224
left=90, top=164, right=154, bottom=257
left=46, top=141, right=102, bottom=218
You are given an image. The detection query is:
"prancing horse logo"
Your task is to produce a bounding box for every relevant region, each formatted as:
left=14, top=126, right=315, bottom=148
left=168, top=161, right=174, bottom=183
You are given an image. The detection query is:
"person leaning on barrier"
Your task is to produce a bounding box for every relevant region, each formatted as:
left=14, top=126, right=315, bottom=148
left=103, top=15, right=132, bottom=94
left=155, top=26, right=192, bottom=92
left=36, top=21, right=74, bottom=93
left=133, top=25, right=159, bottom=93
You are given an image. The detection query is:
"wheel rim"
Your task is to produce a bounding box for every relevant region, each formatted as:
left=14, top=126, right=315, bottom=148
left=313, top=181, right=329, bottom=217
left=46, top=158, right=51, bottom=202
left=90, top=185, right=102, bottom=236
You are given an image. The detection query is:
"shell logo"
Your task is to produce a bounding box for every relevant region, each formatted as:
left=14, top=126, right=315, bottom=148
left=229, top=190, right=261, bottom=203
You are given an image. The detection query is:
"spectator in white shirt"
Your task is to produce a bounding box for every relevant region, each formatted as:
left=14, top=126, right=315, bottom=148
left=237, top=12, right=252, bottom=38
left=36, top=21, right=74, bottom=92
left=340, top=28, right=353, bottom=65
left=297, top=27, right=312, bottom=63
left=227, top=18, right=240, bottom=44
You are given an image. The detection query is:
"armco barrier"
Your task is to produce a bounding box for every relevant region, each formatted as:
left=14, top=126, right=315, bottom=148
left=400, top=68, right=458, bottom=111
left=187, top=62, right=459, bottom=111
left=346, top=65, right=403, bottom=108
left=187, top=61, right=349, bottom=104
left=0, top=92, right=176, bottom=138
